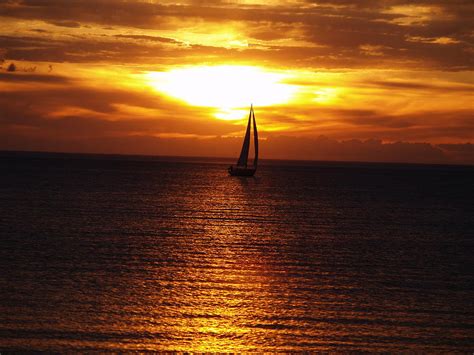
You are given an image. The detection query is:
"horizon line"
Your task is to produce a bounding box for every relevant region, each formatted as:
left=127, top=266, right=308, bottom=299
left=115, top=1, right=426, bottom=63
left=1, top=149, right=473, bottom=168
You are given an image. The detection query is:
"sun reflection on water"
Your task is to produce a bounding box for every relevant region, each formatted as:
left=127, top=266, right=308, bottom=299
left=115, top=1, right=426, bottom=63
left=146, top=172, right=279, bottom=351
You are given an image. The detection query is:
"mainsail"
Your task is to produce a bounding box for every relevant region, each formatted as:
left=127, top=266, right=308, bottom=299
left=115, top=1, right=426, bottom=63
left=236, top=105, right=258, bottom=167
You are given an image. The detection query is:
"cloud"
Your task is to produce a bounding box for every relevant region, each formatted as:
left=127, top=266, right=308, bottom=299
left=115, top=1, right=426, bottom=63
left=0, top=81, right=241, bottom=139
left=0, top=72, right=69, bottom=83
left=0, top=34, right=180, bottom=63
left=438, top=143, right=474, bottom=164
left=322, top=110, right=474, bottom=142
left=263, top=135, right=451, bottom=163
left=30, top=28, right=49, bottom=33
left=114, top=34, right=180, bottom=44
left=46, top=20, right=81, bottom=28
left=363, top=80, right=474, bottom=93
left=439, top=143, right=474, bottom=153
left=3, top=130, right=473, bottom=165
left=0, top=0, right=472, bottom=69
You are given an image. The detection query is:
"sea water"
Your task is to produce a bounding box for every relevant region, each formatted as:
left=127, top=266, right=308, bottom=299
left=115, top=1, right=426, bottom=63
left=0, top=152, right=473, bottom=351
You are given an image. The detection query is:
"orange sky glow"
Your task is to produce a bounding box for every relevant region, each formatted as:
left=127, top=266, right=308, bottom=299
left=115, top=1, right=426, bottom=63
left=0, top=0, right=473, bottom=164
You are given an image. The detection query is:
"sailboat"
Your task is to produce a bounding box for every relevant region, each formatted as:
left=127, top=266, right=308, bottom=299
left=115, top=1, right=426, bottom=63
left=228, top=105, right=258, bottom=176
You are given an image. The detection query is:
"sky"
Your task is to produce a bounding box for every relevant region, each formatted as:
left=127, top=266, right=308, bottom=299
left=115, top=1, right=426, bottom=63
left=0, top=0, right=473, bottom=164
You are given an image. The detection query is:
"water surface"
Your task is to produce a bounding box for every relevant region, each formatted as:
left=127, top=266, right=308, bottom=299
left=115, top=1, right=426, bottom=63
left=1, top=152, right=473, bottom=351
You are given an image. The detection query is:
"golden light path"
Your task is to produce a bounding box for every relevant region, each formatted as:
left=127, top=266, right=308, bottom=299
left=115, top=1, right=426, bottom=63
left=146, top=65, right=298, bottom=120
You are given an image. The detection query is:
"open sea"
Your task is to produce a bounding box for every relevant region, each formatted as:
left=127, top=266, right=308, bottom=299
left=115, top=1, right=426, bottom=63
left=0, top=151, right=473, bottom=351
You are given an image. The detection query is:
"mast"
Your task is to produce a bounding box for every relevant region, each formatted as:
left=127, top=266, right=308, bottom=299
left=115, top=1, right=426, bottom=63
left=252, top=106, right=258, bottom=168
left=236, top=106, right=252, bottom=167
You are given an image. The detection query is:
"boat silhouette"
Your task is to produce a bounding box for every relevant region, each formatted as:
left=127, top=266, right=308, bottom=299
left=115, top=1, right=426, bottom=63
left=228, top=105, right=258, bottom=177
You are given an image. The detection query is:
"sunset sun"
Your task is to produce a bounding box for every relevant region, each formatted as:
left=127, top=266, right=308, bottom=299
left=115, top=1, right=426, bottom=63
left=146, top=65, right=297, bottom=118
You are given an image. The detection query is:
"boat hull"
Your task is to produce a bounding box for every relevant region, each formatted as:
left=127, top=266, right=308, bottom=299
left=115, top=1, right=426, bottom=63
left=228, top=166, right=256, bottom=177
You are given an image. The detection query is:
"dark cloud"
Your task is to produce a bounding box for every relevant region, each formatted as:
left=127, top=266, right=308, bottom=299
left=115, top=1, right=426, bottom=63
left=364, top=80, right=474, bottom=93
left=264, top=135, right=449, bottom=164
left=0, top=32, right=256, bottom=66
left=30, top=28, right=49, bottom=33
left=304, top=0, right=474, bottom=12
left=7, top=62, right=16, bottom=71
left=0, top=34, right=185, bottom=63
left=0, top=0, right=472, bottom=69
left=344, top=111, right=474, bottom=142
left=0, top=72, right=69, bottom=83
left=114, top=34, right=180, bottom=44
left=0, top=83, right=240, bottom=138
left=438, top=143, right=474, bottom=164
left=46, top=20, right=81, bottom=28
left=439, top=143, right=474, bottom=153
left=261, top=106, right=474, bottom=142
left=0, top=0, right=170, bottom=28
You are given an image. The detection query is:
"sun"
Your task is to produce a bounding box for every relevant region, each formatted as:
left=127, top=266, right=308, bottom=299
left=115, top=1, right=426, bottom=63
left=146, top=65, right=296, bottom=119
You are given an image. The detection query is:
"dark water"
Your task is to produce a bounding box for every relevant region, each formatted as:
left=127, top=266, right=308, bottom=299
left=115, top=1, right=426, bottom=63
left=1, top=152, right=473, bottom=351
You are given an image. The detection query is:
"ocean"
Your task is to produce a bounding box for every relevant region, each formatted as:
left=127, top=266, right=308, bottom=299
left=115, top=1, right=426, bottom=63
left=1, top=151, right=473, bottom=351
